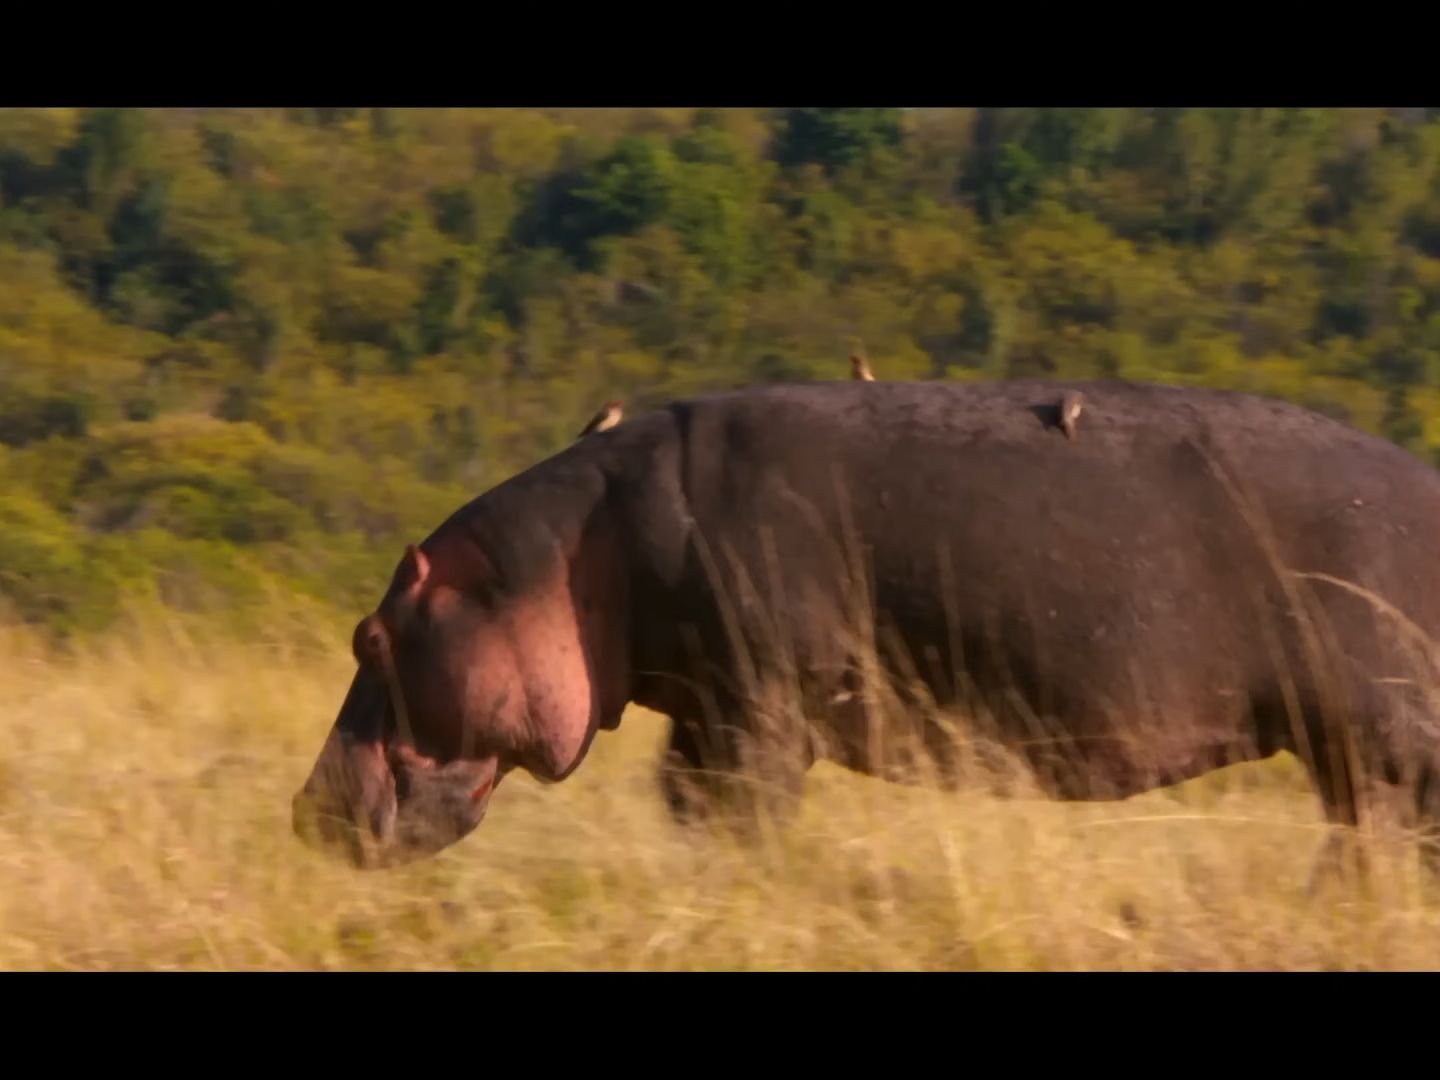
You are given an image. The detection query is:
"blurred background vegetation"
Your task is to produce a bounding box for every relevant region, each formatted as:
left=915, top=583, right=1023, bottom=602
left=5, top=106, right=1440, bottom=637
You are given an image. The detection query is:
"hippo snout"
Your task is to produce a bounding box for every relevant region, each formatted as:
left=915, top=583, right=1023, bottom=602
left=292, top=726, right=403, bottom=868
left=292, top=777, right=397, bottom=869
left=293, top=736, right=501, bottom=869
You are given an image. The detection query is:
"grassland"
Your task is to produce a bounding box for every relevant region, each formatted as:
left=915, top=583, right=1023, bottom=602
left=4, top=606, right=1440, bottom=972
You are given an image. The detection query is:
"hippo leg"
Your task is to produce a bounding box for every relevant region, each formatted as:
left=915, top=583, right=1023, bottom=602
left=657, top=704, right=809, bottom=836
left=1297, top=710, right=1377, bottom=896
left=1366, top=727, right=1440, bottom=882
left=1308, top=770, right=1440, bottom=894
left=1300, top=689, right=1440, bottom=892
left=1414, top=766, right=1440, bottom=878
left=657, top=712, right=733, bottom=826
left=1306, top=826, right=1372, bottom=897
left=1378, top=694, right=1440, bottom=878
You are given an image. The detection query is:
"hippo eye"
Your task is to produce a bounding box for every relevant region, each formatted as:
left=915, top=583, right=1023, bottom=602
left=352, top=616, right=391, bottom=670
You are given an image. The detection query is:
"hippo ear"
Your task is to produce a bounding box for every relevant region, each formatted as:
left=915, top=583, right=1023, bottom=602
left=395, top=543, right=431, bottom=595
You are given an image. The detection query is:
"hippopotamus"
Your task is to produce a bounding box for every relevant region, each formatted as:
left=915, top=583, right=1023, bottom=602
left=292, top=378, right=1440, bottom=871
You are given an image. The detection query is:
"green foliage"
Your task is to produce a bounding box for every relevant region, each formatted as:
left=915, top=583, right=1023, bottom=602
left=1, top=107, right=1440, bottom=636
left=776, top=109, right=904, bottom=174
left=0, top=490, right=100, bottom=631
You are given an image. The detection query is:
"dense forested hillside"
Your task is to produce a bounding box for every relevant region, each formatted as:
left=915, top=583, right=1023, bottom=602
left=4, top=107, right=1440, bottom=634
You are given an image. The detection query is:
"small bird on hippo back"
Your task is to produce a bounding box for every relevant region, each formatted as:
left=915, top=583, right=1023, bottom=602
left=578, top=400, right=624, bottom=438
left=1059, top=391, right=1085, bottom=440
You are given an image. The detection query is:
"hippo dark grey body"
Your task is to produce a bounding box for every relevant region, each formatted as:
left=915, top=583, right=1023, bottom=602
left=293, top=379, right=1440, bottom=868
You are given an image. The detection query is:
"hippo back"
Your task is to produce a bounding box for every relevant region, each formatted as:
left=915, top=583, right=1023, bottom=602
left=601, top=380, right=1440, bottom=752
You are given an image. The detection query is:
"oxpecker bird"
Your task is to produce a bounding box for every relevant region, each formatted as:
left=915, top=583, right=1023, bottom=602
left=578, top=400, right=624, bottom=438
left=1059, top=391, right=1085, bottom=440
left=850, top=353, right=875, bottom=381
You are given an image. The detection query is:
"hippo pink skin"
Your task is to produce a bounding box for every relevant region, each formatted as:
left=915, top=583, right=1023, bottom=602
left=295, top=379, right=1440, bottom=872
left=293, top=504, right=630, bottom=868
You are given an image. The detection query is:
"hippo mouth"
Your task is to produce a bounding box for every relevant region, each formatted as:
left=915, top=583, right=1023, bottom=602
left=293, top=740, right=502, bottom=870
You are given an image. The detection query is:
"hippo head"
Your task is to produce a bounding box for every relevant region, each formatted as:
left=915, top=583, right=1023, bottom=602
left=292, top=528, right=628, bottom=869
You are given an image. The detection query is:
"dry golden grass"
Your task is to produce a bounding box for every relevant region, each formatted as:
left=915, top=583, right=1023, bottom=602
left=4, top=607, right=1440, bottom=971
